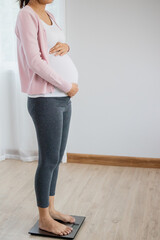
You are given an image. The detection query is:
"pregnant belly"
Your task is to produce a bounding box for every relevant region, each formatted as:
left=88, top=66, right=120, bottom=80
left=48, top=54, right=79, bottom=84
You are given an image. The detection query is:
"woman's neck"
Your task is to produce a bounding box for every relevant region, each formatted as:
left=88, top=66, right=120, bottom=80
left=27, top=0, right=46, bottom=13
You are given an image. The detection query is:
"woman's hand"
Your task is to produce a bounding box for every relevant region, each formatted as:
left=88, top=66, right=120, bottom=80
left=67, top=83, right=79, bottom=97
left=49, top=42, right=70, bottom=56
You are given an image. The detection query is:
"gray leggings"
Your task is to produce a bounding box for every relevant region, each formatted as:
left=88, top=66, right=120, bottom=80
left=27, top=96, right=72, bottom=208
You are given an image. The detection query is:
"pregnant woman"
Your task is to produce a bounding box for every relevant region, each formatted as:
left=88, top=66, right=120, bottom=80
left=15, top=0, right=79, bottom=236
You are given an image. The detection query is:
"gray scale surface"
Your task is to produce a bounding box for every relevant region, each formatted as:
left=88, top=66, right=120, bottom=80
left=28, top=215, right=86, bottom=239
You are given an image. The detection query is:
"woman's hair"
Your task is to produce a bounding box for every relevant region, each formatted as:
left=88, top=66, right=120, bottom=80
left=16, top=0, right=30, bottom=9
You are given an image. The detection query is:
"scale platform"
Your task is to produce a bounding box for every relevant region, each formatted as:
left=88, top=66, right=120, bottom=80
left=28, top=215, right=86, bottom=239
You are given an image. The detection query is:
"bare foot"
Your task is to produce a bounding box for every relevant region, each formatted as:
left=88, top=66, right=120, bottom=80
left=49, top=209, right=76, bottom=223
left=39, top=215, right=73, bottom=236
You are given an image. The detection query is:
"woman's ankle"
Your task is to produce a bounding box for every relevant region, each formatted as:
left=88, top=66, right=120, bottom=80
left=38, top=206, right=51, bottom=220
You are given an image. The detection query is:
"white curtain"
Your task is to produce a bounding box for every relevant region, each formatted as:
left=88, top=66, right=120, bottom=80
left=0, top=0, right=68, bottom=163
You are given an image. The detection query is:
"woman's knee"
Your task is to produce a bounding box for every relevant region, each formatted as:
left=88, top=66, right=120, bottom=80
left=38, top=154, right=60, bottom=168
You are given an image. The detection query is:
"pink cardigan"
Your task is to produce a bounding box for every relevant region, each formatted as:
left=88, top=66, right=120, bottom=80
left=15, top=5, right=72, bottom=95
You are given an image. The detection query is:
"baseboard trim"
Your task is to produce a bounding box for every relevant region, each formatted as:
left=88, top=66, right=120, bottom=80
left=67, top=153, right=160, bottom=168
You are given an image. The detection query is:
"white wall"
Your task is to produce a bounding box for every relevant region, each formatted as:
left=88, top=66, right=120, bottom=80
left=66, top=0, right=160, bottom=158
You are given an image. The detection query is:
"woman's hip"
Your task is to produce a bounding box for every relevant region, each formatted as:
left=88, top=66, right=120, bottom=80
left=27, top=96, right=71, bottom=116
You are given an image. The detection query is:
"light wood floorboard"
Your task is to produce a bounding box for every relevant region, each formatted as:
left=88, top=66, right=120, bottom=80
left=0, top=159, right=160, bottom=240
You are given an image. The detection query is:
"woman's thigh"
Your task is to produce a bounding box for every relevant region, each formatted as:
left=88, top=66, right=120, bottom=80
left=27, top=97, right=69, bottom=166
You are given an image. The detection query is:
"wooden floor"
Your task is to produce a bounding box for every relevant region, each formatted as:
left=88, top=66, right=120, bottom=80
left=0, top=159, right=160, bottom=240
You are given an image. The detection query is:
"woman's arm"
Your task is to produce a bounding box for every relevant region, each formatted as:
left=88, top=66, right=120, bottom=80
left=15, top=10, right=72, bottom=93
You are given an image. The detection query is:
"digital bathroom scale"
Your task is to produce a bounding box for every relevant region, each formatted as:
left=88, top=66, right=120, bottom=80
left=28, top=215, right=86, bottom=239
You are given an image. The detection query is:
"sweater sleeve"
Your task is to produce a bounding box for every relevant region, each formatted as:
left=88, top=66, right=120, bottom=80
left=16, top=10, right=72, bottom=93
